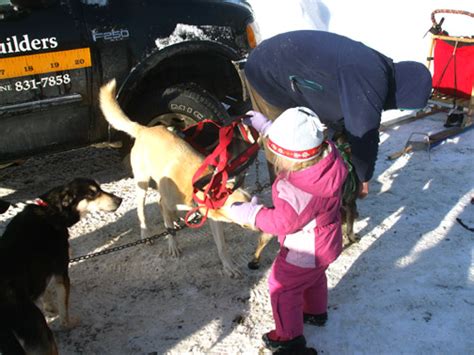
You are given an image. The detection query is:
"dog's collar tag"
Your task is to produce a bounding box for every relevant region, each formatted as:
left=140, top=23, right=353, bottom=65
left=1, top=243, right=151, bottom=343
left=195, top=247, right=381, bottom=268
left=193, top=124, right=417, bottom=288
left=35, top=199, right=48, bottom=207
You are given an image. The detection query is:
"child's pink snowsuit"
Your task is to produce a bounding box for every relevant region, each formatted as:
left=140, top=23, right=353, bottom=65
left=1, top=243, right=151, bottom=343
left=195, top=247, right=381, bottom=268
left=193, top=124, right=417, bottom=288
left=254, top=141, right=348, bottom=340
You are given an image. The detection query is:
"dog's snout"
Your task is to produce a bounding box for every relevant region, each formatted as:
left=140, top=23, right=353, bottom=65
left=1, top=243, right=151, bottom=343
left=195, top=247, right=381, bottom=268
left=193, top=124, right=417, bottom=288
left=103, top=192, right=122, bottom=211
left=86, top=191, right=123, bottom=213
left=113, top=195, right=123, bottom=208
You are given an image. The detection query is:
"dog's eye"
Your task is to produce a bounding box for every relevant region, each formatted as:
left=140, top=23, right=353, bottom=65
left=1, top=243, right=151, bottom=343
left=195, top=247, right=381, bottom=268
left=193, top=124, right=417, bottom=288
left=86, top=186, right=100, bottom=199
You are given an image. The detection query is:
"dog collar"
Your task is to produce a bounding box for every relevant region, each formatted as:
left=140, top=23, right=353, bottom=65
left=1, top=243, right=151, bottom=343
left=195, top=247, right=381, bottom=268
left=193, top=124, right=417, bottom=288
left=35, top=199, right=48, bottom=207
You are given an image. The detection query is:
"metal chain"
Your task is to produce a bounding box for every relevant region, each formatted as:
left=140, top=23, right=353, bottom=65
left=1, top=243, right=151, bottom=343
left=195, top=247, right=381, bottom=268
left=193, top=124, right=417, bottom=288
left=69, top=157, right=272, bottom=264
left=69, top=215, right=202, bottom=264
left=250, top=152, right=272, bottom=194
left=253, top=154, right=263, bottom=192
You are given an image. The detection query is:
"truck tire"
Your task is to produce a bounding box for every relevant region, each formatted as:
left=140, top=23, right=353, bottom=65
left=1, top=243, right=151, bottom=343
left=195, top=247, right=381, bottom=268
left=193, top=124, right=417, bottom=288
left=121, top=83, right=230, bottom=171
left=149, top=83, right=229, bottom=130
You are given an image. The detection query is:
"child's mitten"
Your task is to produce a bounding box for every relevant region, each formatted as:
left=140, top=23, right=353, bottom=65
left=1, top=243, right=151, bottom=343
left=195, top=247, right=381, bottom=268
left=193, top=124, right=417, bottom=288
left=228, top=196, right=263, bottom=227
left=244, top=110, right=272, bottom=136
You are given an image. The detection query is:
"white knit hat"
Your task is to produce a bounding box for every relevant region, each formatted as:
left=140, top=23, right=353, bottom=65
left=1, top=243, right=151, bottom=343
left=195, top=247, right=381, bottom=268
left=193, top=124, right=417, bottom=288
left=267, top=107, right=326, bottom=161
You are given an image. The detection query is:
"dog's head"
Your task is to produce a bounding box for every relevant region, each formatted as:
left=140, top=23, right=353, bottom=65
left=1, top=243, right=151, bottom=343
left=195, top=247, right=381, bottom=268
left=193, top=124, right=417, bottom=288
left=332, top=130, right=352, bottom=154
left=40, top=178, right=122, bottom=225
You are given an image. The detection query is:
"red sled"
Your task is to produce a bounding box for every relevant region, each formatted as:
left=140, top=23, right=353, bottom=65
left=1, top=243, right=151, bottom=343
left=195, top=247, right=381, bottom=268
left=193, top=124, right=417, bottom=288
left=432, top=37, right=474, bottom=99
left=427, top=9, right=474, bottom=119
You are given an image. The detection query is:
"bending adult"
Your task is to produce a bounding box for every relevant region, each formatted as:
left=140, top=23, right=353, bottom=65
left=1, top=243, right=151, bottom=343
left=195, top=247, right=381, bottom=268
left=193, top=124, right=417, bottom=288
left=244, top=30, right=432, bottom=198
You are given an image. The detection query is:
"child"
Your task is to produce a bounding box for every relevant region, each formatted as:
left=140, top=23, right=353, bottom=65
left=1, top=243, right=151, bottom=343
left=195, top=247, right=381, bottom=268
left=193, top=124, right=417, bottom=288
left=229, top=107, right=348, bottom=354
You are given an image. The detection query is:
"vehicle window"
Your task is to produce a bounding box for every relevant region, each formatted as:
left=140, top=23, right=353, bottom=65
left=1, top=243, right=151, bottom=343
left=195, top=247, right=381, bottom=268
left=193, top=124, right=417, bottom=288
left=81, top=0, right=108, bottom=5
left=0, top=0, right=12, bottom=19
left=0, top=0, right=12, bottom=9
left=9, top=0, right=58, bottom=10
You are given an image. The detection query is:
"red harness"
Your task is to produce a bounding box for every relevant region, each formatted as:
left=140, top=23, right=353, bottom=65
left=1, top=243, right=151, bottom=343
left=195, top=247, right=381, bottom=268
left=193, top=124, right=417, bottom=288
left=35, top=199, right=48, bottom=207
left=182, top=116, right=259, bottom=227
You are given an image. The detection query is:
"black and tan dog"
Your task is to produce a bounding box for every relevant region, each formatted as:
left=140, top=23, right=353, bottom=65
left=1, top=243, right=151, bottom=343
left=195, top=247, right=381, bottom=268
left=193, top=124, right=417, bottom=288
left=333, top=130, right=360, bottom=247
left=100, top=79, right=265, bottom=278
left=0, top=178, right=122, bottom=355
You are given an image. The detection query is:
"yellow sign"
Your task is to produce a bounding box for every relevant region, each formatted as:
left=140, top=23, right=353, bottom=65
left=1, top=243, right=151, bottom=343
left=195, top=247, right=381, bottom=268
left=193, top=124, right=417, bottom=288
left=0, top=47, right=91, bottom=80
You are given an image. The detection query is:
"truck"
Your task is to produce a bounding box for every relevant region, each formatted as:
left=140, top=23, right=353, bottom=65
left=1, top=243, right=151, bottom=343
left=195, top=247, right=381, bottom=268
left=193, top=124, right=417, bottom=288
left=0, top=0, right=259, bottom=163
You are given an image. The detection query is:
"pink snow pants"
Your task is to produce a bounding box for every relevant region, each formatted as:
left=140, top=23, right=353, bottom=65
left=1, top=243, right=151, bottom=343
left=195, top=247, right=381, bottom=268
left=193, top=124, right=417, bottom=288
left=268, top=247, right=329, bottom=340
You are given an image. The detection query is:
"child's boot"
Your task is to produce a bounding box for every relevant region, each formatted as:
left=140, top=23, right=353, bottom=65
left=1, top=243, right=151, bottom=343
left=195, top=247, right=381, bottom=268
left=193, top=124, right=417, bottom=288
left=262, top=331, right=317, bottom=354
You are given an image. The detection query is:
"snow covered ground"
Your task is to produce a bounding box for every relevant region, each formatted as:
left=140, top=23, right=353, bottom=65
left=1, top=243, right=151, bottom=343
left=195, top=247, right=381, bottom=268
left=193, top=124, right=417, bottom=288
left=0, top=109, right=474, bottom=355
left=1, top=1, right=473, bottom=354
left=1, top=110, right=472, bottom=355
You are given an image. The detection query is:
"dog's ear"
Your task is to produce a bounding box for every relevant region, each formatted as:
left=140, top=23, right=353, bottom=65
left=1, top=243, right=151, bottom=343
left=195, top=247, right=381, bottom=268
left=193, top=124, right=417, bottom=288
left=60, top=191, right=75, bottom=208
left=40, top=186, right=76, bottom=210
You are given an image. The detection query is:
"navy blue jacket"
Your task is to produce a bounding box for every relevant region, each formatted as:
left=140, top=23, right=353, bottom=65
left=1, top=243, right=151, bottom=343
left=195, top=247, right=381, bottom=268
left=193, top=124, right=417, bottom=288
left=245, top=30, right=432, bottom=182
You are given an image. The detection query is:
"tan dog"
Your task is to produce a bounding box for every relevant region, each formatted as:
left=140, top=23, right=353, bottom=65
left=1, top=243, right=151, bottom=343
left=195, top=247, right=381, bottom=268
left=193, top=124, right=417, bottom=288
left=100, top=79, right=256, bottom=277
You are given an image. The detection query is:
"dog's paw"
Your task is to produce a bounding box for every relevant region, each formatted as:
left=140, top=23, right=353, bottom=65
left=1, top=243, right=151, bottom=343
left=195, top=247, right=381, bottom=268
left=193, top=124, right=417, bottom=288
left=248, top=259, right=261, bottom=270
left=167, top=236, right=181, bottom=258
left=348, top=232, right=360, bottom=243
left=342, top=232, right=360, bottom=248
left=168, top=245, right=182, bottom=258
left=223, top=262, right=242, bottom=279
left=140, top=228, right=155, bottom=245
left=258, top=346, right=273, bottom=355
left=60, top=315, right=80, bottom=329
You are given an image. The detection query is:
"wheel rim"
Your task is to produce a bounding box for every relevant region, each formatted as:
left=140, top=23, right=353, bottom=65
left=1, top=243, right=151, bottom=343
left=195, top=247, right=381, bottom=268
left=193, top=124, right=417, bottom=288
left=147, top=112, right=198, bottom=130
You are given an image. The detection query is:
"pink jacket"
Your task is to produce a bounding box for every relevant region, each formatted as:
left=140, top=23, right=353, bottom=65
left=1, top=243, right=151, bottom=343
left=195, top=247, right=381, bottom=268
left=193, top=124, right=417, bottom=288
left=255, top=141, right=348, bottom=268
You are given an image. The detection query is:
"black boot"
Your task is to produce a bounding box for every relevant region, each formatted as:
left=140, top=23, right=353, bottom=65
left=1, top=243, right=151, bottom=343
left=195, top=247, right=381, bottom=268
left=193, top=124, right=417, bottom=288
left=262, top=333, right=317, bottom=354
left=303, top=312, right=328, bottom=327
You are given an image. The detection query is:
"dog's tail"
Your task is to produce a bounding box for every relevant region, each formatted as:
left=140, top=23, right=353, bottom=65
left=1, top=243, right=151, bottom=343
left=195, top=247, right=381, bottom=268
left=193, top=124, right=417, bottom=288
left=99, top=79, right=143, bottom=138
